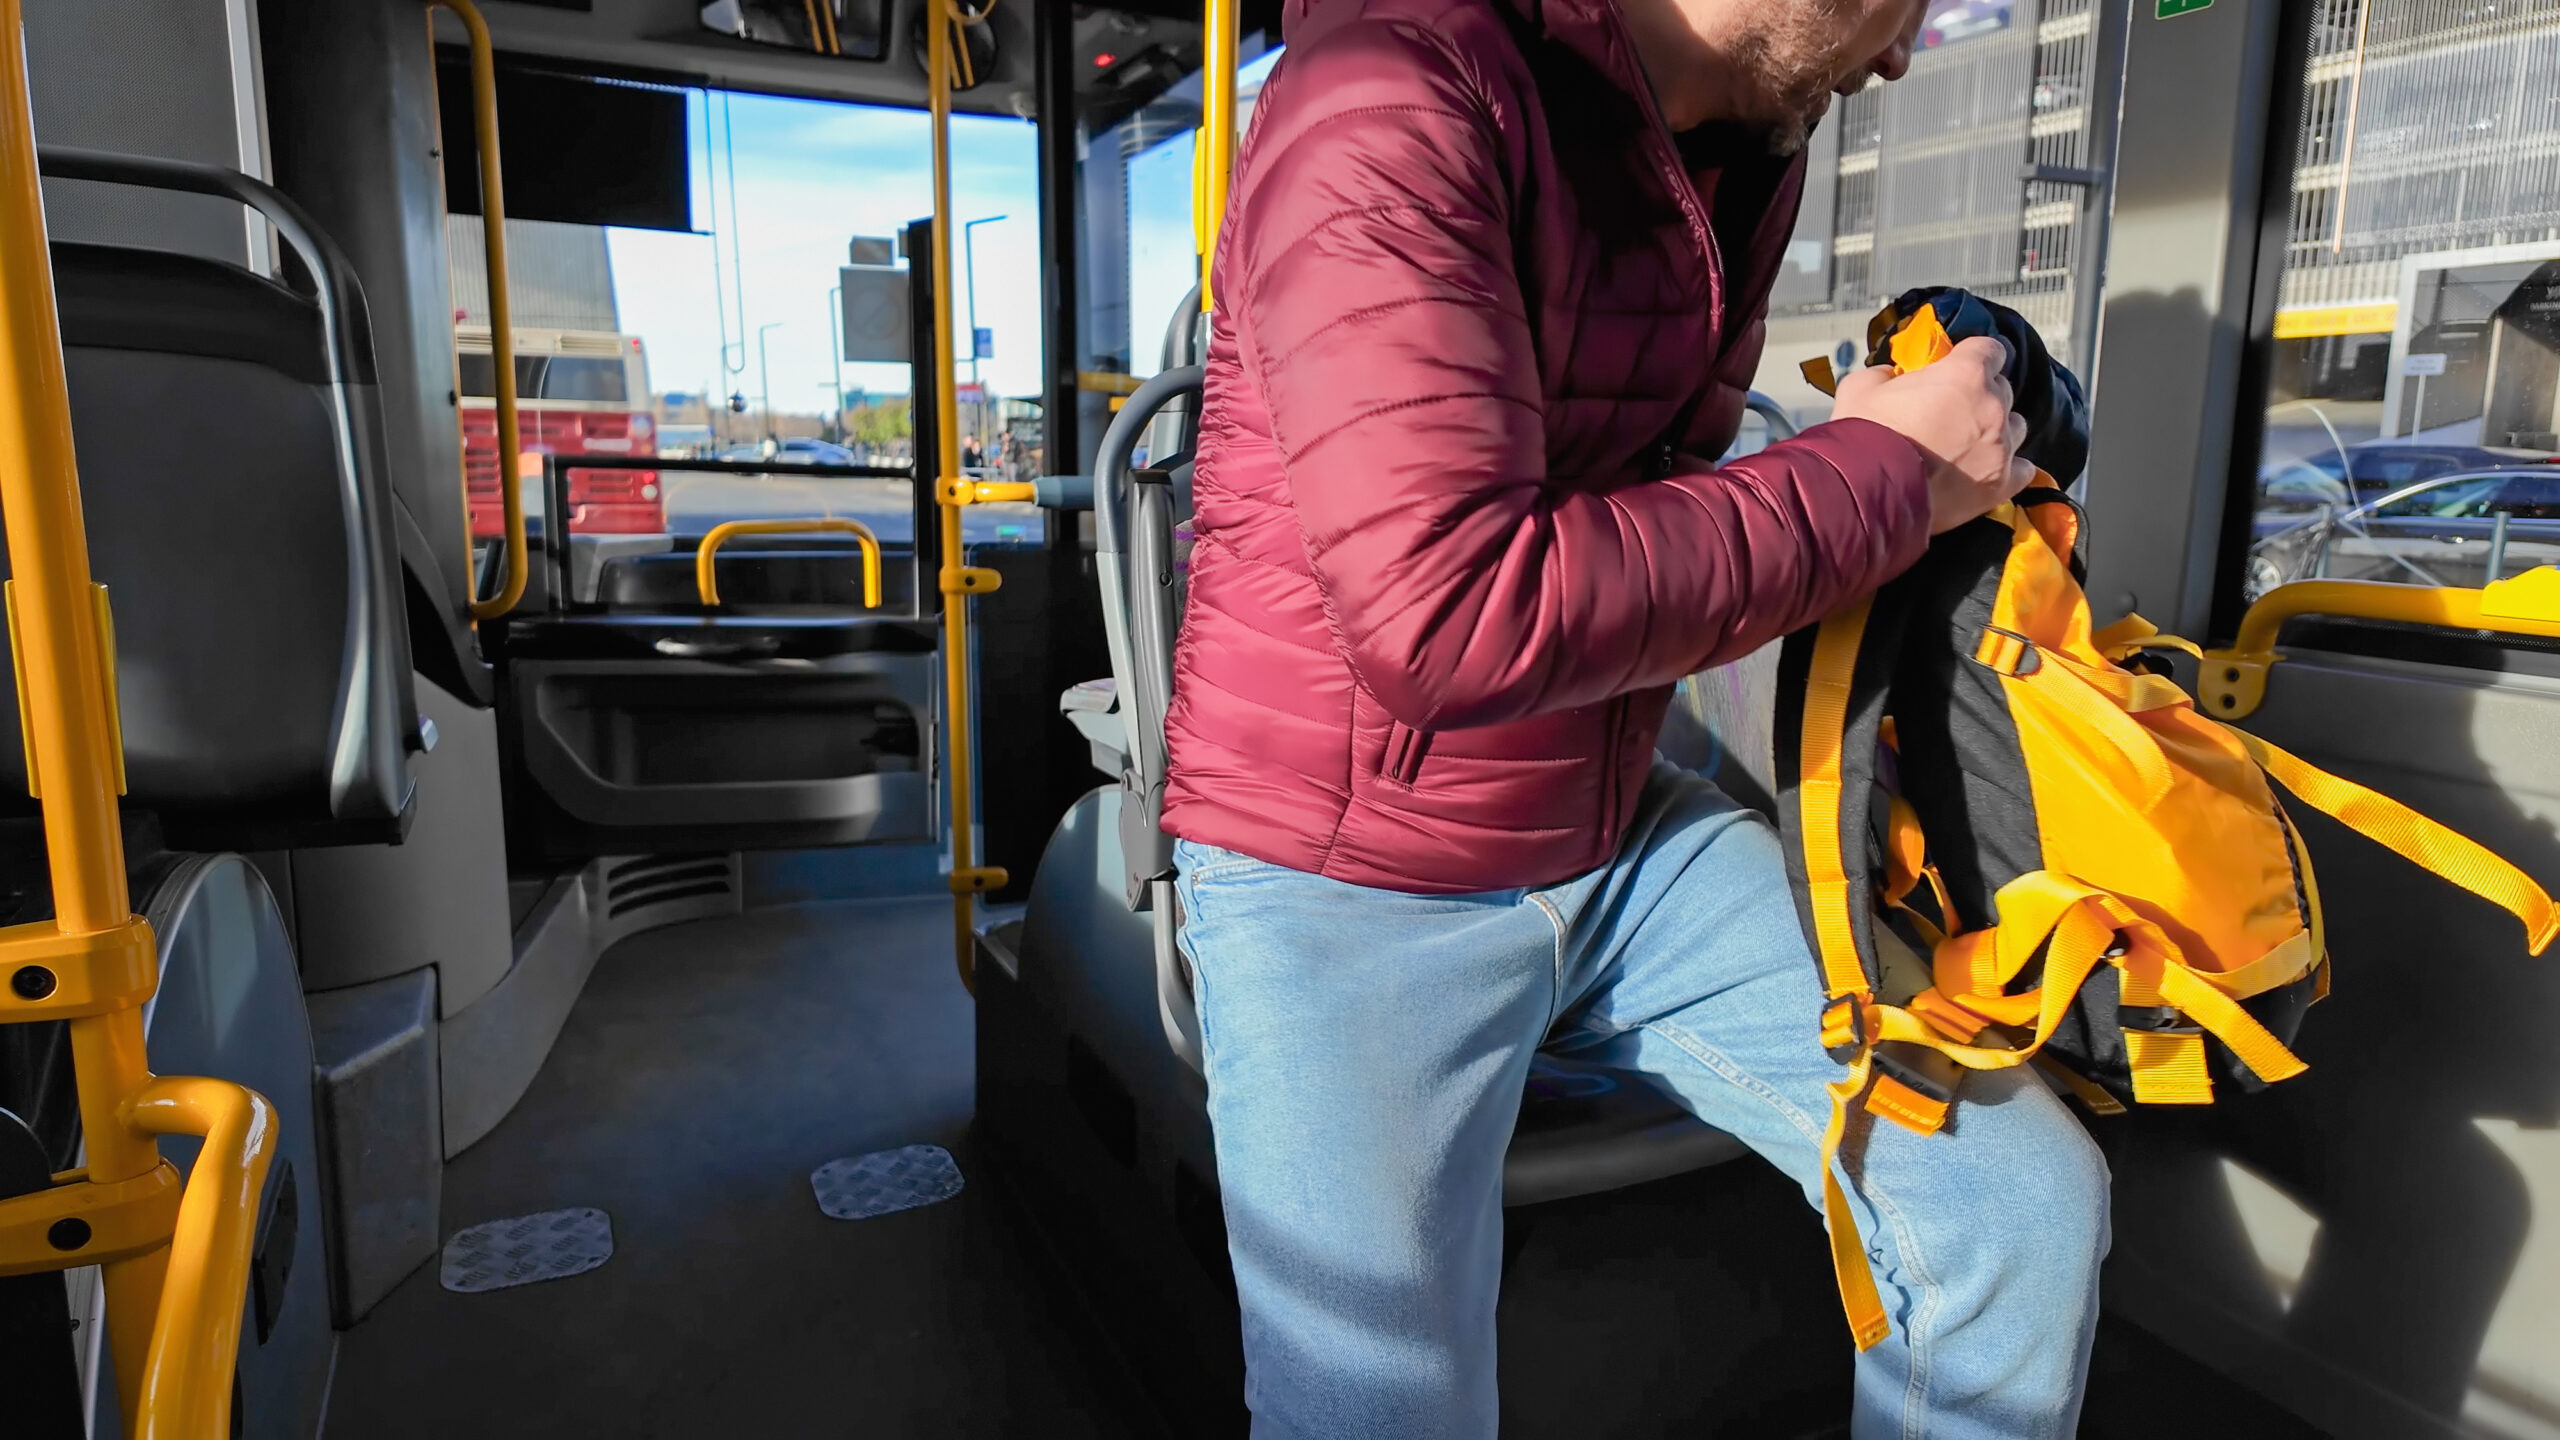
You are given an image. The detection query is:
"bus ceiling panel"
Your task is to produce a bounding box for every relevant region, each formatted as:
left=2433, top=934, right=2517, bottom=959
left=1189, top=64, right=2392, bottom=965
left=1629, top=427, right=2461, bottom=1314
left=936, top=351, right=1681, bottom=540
left=441, top=0, right=1040, bottom=119
left=2082, top=0, right=2291, bottom=641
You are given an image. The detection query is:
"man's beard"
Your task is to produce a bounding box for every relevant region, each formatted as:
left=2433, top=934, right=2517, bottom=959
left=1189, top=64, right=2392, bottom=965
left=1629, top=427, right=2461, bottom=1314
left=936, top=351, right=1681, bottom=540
left=1756, top=91, right=1833, bottom=157
left=1732, top=2, right=1853, bottom=157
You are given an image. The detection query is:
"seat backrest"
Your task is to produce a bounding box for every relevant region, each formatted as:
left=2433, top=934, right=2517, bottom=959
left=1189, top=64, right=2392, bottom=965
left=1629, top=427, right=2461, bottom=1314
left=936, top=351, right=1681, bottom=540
left=0, top=150, right=417, bottom=849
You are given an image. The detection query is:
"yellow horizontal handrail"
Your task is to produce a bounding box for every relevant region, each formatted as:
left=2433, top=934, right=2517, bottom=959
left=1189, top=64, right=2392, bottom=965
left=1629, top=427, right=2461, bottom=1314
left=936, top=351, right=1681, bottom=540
left=124, top=1077, right=278, bottom=1440
left=694, top=518, right=882, bottom=609
left=2201, top=571, right=2560, bottom=718
left=938, top=477, right=1035, bottom=505
left=1076, top=370, right=1145, bottom=396
left=435, top=0, right=526, bottom=622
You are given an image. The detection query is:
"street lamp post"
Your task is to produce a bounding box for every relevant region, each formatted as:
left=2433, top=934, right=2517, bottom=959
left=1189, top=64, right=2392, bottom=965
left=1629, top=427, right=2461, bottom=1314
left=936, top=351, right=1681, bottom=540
left=962, top=213, right=1006, bottom=453
left=826, top=284, right=846, bottom=442
left=756, top=320, right=784, bottom=443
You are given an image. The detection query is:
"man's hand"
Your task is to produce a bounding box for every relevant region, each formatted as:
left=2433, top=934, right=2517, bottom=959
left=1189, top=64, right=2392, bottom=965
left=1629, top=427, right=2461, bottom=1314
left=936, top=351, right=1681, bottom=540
left=1829, top=335, right=2035, bottom=534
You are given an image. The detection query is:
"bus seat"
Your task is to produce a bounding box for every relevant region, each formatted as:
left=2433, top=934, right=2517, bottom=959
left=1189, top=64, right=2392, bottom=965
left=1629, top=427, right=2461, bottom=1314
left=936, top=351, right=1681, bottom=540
left=0, top=151, right=417, bottom=851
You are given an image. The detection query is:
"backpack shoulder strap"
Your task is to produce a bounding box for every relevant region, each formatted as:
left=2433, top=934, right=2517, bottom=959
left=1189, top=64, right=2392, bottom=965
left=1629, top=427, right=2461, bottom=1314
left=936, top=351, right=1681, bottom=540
left=2234, top=729, right=2560, bottom=954
left=1776, top=594, right=1906, bottom=1000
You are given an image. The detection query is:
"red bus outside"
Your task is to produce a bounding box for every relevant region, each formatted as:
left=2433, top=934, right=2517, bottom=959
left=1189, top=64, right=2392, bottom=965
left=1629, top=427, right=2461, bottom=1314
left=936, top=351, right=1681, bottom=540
left=457, top=326, right=665, bottom=536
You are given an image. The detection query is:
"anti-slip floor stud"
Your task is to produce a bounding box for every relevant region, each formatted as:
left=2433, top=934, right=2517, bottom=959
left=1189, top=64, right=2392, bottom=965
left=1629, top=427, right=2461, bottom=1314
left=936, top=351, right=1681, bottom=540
left=439, top=1207, right=615, bottom=1293
left=812, top=1144, right=964, bottom=1220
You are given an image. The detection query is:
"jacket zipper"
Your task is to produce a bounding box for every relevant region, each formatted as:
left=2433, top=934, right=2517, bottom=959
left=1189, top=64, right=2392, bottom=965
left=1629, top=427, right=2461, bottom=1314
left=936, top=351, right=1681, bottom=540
left=1599, top=694, right=1632, bottom=837
left=1598, top=2, right=1724, bottom=339
left=1596, top=1, right=1725, bottom=477
left=1383, top=721, right=1431, bottom=787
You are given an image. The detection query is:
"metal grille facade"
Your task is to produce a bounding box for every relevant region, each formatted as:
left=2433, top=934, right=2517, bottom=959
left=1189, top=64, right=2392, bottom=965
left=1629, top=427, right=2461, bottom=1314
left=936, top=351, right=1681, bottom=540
left=1791, top=0, right=2102, bottom=353
left=1873, top=14, right=2038, bottom=295
left=2281, top=0, right=2560, bottom=315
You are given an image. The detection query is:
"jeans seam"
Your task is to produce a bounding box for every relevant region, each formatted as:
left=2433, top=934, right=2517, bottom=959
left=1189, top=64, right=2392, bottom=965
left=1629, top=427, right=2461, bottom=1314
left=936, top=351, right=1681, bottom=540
left=1641, top=1018, right=1950, bottom=1427
left=1182, top=858, right=1270, bottom=886
left=1639, top=1017, right=1828, bottom=1149
left=1528, top=891, right=1567, bottom=1030
left=1860, top=1170, right=1943, bottom=1440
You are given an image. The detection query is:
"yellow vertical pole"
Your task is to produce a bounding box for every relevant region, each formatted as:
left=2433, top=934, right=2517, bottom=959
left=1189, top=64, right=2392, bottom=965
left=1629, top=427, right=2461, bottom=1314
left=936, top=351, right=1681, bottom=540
left=434, top=0, right=527, bottom=621
left=1197, top=0, right=1240, bottom=311
left=0, top=0, right=163, bottom=1425
left=929, top=0, right=1005, bottom=990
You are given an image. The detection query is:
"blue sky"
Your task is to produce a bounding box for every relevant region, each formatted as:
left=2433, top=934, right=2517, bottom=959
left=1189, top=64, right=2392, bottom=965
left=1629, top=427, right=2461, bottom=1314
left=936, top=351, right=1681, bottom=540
left=614, top=50, right=1285, bottom=415
left=608, top=91, right=1042, bottom=413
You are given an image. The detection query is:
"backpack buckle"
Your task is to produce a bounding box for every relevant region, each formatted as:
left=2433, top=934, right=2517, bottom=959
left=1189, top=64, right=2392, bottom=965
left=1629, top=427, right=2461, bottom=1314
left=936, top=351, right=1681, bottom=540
left=2116, top=1004, right=2201, bottom=1035
left=1972, top=626, right=2042, bottom=677
left=1820, top=997, right=1868, bottom=1063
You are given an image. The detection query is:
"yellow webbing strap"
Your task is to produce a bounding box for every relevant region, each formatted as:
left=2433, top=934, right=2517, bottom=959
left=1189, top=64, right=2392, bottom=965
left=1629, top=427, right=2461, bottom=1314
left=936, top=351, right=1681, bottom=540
left=2121, top=1031, right=2214, bottom=1104
left=1798, top=600, right=1876, bottom=999
left=2235, top=730, right=2560, bottom=955
left=1818, top=1049, right=1893, bottom=1351
left=1887, top=302, right=1955, bottom=373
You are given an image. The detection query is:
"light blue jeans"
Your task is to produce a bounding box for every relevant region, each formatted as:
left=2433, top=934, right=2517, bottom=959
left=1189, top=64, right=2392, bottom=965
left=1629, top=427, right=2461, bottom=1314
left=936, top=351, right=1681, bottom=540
left=1172, top=763, right=2109, bottom=1440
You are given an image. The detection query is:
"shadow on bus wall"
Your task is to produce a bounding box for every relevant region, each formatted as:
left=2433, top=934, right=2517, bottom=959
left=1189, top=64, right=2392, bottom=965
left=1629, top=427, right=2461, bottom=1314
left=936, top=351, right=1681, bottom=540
left=2102, top=658, right=2560, bottom=1439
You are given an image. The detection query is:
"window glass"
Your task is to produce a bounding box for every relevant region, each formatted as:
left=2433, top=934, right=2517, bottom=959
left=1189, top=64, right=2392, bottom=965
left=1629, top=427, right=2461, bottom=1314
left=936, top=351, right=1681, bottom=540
left=2245, top=0, right=2560, bottom=598
left=1753, top=0, right=2115, bottom=434
left=450, top=82, right=1044, bottom=586
left=1068, top=12, right=1282, bottom=471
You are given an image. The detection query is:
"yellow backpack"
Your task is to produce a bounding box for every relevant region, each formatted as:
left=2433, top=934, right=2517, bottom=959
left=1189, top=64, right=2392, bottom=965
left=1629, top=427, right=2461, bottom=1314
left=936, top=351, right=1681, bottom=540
left=1781, top=295, right=2560, bottom=1350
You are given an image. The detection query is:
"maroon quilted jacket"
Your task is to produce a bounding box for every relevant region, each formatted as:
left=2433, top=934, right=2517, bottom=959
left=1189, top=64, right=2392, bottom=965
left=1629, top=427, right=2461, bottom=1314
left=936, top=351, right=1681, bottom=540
left=1159, top=0, right=1934, bottom=893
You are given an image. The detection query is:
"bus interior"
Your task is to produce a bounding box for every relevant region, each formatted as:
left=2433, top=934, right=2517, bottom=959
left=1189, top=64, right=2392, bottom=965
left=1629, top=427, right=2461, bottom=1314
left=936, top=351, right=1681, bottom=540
left=0, top=0, right=2554, bottom=1436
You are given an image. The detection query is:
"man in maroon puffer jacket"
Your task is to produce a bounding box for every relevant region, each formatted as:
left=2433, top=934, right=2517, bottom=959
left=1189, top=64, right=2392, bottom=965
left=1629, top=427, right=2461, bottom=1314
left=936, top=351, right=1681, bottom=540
left=1162, top=0, right=2110, bottom=1433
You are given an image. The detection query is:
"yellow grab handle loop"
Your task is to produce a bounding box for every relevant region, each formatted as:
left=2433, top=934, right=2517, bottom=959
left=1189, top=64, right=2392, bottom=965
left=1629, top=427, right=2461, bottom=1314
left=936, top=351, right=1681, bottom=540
left=694, top=518, right=882, bottom=609
left=2234, top=729, right=2560, bottom=954
left=124, top=1076, right=279, bottom=1440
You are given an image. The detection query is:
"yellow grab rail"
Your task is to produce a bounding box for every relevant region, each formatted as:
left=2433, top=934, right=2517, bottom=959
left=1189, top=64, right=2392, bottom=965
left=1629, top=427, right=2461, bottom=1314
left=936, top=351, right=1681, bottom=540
left=1196, top=0, right=1240, bottom=311
left=0, top=2, right=276, bottom=1433
left=434, top=0, right=528, bottom=622
left=123, top=1079, right=278, bottom=1440
left=694, top=518, right=883, bottom=608
left=2201, top=571, right=2560, bottom=718
left=928, top=0, right=1008, bottom=992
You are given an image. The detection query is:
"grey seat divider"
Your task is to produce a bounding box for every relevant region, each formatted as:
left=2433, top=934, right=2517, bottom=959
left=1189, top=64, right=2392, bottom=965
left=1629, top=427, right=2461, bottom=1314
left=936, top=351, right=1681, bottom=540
left=0, top=148, right=416, bottom=847
left=1091, top=365, right=1207, bottom=1072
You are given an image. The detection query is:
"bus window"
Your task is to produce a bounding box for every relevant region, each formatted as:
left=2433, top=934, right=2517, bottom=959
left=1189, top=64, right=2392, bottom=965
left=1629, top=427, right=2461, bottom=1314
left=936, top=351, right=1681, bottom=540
left=1064, top=10, right=1285, bottom=471
left=1752, top=0, right=2118, bottom=429
left=453, top=86, right=1043, bottom=554
left=2247, top=0, right=2560, bottom=597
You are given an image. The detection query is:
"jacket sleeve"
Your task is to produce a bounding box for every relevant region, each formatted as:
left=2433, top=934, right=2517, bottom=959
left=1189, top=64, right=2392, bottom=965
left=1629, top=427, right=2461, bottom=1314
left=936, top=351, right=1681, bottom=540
left=1232, top=20, right=1932, bottom=732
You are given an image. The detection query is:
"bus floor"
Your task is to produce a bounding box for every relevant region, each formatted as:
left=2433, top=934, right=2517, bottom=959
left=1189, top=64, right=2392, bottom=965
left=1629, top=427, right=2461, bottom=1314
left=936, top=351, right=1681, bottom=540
left=325, top=894, right=1160, bottom=1437
left=319, top=886, right=2322, bottom=1438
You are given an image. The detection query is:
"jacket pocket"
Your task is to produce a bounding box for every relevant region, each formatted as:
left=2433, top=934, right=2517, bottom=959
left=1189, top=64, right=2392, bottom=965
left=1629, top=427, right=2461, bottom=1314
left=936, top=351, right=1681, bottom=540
left=1379, top=720, right=1433, bottom=789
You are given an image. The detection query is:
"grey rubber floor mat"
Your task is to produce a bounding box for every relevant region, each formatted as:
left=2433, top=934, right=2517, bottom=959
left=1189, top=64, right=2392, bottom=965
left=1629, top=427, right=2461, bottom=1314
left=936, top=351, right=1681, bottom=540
left=439, top=1207, right=614, bottom=1293
left=811, top=1144, right=965, bottom=1220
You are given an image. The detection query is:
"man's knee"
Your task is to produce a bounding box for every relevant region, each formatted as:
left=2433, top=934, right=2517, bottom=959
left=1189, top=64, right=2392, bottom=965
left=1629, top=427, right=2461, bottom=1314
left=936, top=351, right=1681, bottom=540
left=1952, top=1076, right=2112, bottom=1272
left=1868, top=1072, right=2112, bottom=1288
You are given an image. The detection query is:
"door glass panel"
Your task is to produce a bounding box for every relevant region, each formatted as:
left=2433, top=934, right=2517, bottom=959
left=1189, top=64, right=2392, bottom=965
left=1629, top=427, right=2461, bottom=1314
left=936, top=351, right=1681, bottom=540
left=1753, top=0, right=2115, bottom=431
left=2246, top=0, right=2560, bottom=599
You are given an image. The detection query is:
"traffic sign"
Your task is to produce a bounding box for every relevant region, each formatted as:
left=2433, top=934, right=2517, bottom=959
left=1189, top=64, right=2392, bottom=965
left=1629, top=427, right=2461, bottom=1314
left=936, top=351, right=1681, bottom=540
left=973, top=326, right=995, bottom=360
left=839, top=266, right=909, bottom=363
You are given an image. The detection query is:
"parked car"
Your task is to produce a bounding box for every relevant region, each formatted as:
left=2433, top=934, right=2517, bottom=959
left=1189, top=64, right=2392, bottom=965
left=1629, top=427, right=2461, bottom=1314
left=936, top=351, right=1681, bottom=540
left=774, top=437, right=862, bottom=466
left=2256, top=441, right=2554, bottom=517
left=2247, top=467, right=2560, bottom=598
